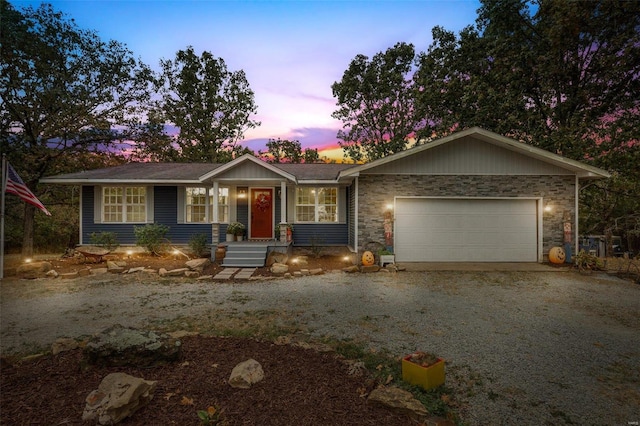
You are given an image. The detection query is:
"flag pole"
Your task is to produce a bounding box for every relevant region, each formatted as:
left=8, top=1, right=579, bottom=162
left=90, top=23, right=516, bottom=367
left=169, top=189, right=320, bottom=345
left=1, top=154, right=6, bottom=280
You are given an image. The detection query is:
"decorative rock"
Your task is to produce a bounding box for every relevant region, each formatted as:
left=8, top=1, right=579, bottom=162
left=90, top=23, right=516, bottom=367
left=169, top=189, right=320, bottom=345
left=83, top=324, right=182, bottom=367
left=361, top=265, right=381, bottom=273
left=46, top=269, right=59, bottom=278
left=184, top=271, right=200, bottom=278
left=367, top=386, right=428, bottom=419
left=60, top=271, right=80, bottom=280
left=78, top=268, right=92, bottom=277
left=90, top=268, right=109, bottom=275
left=127, top=267, right=146, bottom=274
left=196, top=275, right=213, bottom=280
left=293, top=271, right=303, bottom=277
left=300, top=269, right=310, bottom=276
left=309, top=268, right=324, bottom=275
left=52, top=337, right=78, bottom=355
left=284, top=272, right=292, bottom=279
left=107, top=261, right=125, bottom=273
left=266, top=252, right=288, bottom=267
left=17, top=261, right=53, bottom=279
left=82, top=372, right=157, bottom=425
left=342, top=265, right=360, bottom=273
left=185, top=258, right=210, bottom=271
left=228, top=358, right=264, bottom=389
left=159, top=268, right=189, bottom=277
left=270, top=263, right=289, bottom=274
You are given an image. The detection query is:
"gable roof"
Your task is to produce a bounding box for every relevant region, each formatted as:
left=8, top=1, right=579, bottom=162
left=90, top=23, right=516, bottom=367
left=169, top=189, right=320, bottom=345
left=40, top=156, right=356, bottom=185
left=338, top=127, right=610, bottom=179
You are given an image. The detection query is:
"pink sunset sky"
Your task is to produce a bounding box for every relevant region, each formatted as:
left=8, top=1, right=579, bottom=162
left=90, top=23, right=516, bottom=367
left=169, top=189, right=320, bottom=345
left=13, top=0, right=481, bottom=161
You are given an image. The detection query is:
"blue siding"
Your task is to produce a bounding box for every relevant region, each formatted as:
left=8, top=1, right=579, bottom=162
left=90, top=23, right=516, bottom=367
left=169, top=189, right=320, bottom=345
left=82, top=186, right=212, bottom=246
left=293, top=223, right=348, bottom=246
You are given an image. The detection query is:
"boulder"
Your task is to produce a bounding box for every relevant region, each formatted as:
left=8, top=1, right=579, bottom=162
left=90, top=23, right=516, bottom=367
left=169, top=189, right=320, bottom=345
left=16, top=261, right=53, bottom=279
left=185, top=258, right=210, bottom=271
left=361, top=265, right=381, bottom=273
left=266, top=251, right=288, bottom=267
left=367, top=386, right=428, bottom=419
left=228, top=358, right=264, bottom=389
left=270, top=263, right=289, bottom=274
left=82, top=372, right=157, bottom=425
left=83, top=324, right=182, bottom=367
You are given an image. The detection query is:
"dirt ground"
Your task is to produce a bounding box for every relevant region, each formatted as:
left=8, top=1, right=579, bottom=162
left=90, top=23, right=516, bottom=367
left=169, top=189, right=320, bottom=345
left=2, top=246, right=352, bottom=279
left=1, top=335, right=423, bottom=426
left=1, top=248, right=434, bottom=426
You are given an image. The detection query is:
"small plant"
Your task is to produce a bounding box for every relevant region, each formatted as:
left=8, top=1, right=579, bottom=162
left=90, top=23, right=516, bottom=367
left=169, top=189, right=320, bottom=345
left=378, top=248, right=393, bottom=256
left=227, top=222, right=245, bottom=236
left=274, top=223, right=294, bottom=235
left=134, top=223, right=170, bottom=256
left=197, top=405, right=220, bottom=425
left=308, top=234, right=324, bottom=258
left=189, top=233, right=209, bottom=257
left=89, top=231, right=119, bottom=251
left=574, top=249, right=604, bottom=273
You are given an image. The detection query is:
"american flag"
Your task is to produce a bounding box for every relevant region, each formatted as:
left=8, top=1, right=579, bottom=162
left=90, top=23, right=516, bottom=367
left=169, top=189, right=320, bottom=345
left=5, top=162, right=51, bottom=216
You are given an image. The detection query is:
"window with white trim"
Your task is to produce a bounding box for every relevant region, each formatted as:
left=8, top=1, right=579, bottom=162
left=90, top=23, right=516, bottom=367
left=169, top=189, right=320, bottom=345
left=184, top=187, right=229, bottom=223
left=103, top=187, right=146, bottom=223
left=186, top=187, right=208, bottom=223
left=295, top=187, right=337, bottom=222
left=214, top=187, right=229, bottom=223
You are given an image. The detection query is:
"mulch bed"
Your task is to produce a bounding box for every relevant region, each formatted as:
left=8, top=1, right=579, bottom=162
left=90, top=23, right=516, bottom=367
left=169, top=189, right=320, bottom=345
left=0, top=336, right=418, bottom=425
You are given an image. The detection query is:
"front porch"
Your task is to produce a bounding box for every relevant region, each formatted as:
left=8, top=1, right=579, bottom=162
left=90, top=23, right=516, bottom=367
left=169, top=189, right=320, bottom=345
left=216, top=240, right=293, bottom=267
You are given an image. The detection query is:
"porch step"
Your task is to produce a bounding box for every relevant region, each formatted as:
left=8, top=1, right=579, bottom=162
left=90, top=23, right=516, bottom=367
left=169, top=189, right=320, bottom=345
left=222, top=246, right=268, bottom=268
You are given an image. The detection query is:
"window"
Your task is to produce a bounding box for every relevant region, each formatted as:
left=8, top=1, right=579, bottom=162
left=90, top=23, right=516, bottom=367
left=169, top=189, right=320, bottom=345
left=213, top=187, right=229, bottom=223
left=186, top=188, right=208, bottom=223
left=184, top=187, right=229, bottom=223
left=103, top=187, right=146, bottom=223
left=295, top=187, right=337, bottom=223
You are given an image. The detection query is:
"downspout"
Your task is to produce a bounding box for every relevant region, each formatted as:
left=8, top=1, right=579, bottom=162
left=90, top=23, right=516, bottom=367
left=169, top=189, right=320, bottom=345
left=575, top=175, right=579, bottom=257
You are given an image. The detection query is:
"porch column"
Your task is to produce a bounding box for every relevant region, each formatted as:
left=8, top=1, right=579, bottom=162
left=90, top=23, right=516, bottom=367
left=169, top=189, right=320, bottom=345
left=212, top=181, right=219, bottom=223
left=212, top=181, right=219, bottom=246
left=280, top=181, right=287, bottom=224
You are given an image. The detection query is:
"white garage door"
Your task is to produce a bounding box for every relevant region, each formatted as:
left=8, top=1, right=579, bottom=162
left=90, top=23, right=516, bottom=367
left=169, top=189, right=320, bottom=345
left=395, top=198, right=538, bottom=262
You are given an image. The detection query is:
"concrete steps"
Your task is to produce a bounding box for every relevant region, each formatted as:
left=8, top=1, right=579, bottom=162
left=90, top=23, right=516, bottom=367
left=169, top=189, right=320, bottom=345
left=222, top=243, right=268, bottom=267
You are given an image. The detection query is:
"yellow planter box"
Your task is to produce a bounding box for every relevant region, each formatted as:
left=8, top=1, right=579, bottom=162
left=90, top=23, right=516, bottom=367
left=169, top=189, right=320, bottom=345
left=401, top=355, right=445, bottom=390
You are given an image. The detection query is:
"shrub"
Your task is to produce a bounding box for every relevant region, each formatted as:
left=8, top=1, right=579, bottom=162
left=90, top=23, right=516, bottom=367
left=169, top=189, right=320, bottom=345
left=189, top=233, right=209, bottom=257
left=89, top=231, right=119, bottom=251
left=134, top=223, right=170, bottom=256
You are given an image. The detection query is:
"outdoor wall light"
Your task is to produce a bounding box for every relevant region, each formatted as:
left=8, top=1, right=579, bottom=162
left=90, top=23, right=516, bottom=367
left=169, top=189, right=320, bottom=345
left=24, top=258, right=32, bottom=264
left=238, top=188, right=247, bottom=199
left=386, top=203, right=394, bottom=211
left=544, top=204, right=553, bottom=213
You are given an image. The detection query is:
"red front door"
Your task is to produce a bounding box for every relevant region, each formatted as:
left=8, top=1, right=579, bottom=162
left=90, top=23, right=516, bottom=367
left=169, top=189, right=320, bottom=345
left=250, top=188, right=273, bottom=239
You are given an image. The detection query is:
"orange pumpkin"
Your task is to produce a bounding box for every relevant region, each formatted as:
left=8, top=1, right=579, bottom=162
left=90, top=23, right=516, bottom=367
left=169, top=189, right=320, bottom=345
left=362, top=251, right=375, bottom=266
left=549, top=246, right=566, bottom=264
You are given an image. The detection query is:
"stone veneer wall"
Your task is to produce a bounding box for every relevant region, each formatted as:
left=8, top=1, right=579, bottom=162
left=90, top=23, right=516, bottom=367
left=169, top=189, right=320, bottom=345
left=357, top=174, right=576, bottom=259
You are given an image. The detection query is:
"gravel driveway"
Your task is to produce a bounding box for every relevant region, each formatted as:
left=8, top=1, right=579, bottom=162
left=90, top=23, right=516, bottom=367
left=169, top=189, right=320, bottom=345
left=1, top=270, right=639, bottom=425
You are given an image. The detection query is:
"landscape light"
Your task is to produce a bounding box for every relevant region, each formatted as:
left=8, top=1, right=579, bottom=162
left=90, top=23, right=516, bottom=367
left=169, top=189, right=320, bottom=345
left=24, top=258, right=32, bottom=263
